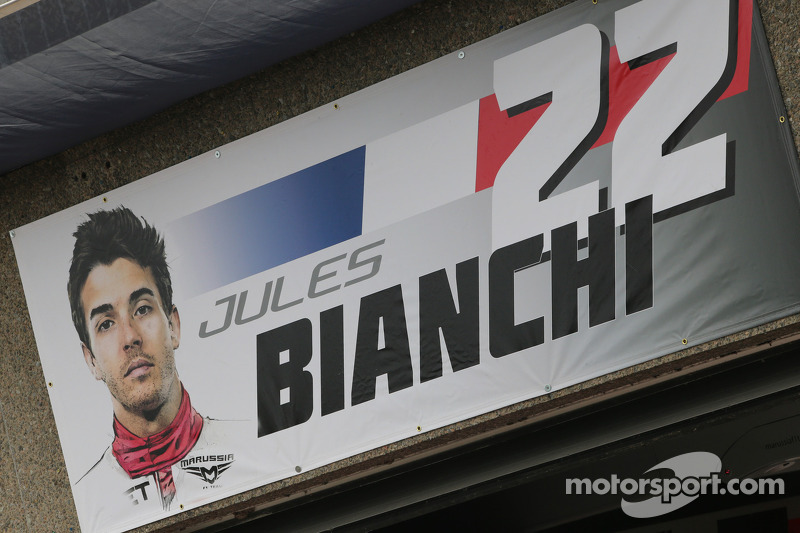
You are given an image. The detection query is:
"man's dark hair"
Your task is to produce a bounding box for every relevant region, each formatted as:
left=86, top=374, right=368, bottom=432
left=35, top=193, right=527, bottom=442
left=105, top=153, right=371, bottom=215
left=68, top=207, right=173, bottom=349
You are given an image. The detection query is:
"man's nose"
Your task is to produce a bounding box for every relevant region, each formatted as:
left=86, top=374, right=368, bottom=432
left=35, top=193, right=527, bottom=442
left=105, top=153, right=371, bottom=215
left=121, top=317, right=142, bottom=350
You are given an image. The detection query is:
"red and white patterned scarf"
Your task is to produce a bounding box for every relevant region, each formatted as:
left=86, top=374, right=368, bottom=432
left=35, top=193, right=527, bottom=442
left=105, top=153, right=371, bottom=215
left=112, top=386, right=203, bottom=508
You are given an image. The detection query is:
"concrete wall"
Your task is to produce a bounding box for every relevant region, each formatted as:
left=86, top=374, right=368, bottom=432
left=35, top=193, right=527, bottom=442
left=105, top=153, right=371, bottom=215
left=1, top=0, right=798, bottom=530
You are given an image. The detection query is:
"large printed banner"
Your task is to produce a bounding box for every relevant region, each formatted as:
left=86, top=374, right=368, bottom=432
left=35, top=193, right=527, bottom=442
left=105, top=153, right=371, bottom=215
left=12, top=1, right=800, bottom=531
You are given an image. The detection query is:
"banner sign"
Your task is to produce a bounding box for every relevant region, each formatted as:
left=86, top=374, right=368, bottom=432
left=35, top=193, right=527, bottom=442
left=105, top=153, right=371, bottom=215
left=12, top=1, right=800, bottom=531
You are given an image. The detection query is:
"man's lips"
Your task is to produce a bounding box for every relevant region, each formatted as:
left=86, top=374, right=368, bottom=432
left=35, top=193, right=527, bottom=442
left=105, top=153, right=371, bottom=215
left=125, top=359, right=154, bottom=378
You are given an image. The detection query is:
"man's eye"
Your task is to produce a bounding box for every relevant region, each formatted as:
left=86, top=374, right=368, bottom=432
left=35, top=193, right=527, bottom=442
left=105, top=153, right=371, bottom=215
left=98, top=320, right=113, bottom=332
left=134, top=305, right=152, bottom=317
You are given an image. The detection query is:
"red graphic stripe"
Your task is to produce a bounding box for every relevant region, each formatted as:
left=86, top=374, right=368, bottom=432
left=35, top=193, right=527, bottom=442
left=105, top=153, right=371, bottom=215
left=475, top=94, right=549, bottom=192
left=592, top=46, right=674, bottom=149
left=720, top=0, right=752, bottom=100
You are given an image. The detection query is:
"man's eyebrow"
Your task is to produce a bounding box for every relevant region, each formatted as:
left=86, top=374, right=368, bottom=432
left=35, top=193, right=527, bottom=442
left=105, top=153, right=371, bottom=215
left=130, top=288, right=155, bottom=303
left=87, top=288, right=156, bottom=322
left=89, top=303, right=113, bottom=321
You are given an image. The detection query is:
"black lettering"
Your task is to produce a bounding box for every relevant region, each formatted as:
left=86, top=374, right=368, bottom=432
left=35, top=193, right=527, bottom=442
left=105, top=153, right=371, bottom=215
left=125, top=481, right=150, bottom=505
left=419, top=257, right=480, bottom=382
left=488, top=235, right=545, bottom=358
left=320, top=305, right=345, bottom=415
left=551, top=208, right=615, bottom=339
left=625, top=195, right=653, bottom=314
left=352, top=285, right=412, bottom=406
left=257, top=319, right=313, bottom=437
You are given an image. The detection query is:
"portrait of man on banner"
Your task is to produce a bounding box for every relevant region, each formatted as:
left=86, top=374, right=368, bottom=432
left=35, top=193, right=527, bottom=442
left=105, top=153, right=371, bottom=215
left=67, top=206, right=248, bottom=529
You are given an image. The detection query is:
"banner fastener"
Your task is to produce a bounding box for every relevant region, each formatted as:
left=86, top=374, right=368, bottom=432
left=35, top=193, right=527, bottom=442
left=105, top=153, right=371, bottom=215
left=334, top=103, right=339, bottom=110
left=545, top=384, right=552, bottom=393
left=8, top=230, right=13, bottom=238
left=682, top=338, right=688, bottom=345
left=458, top=51, right=465, bottom=59
left=215, top=150, right=221, bottom=158
left=417, top=426, right=422, bottom=432
left=48, top=381, right=53, bottom=387
left=779, top=116, right=786, bottom=123
left=295, top=466, right=302, bottom=473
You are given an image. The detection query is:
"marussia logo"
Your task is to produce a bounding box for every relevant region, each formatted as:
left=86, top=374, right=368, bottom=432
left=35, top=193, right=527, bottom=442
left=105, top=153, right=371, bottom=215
left=183, top=461, right=233, bottom=485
